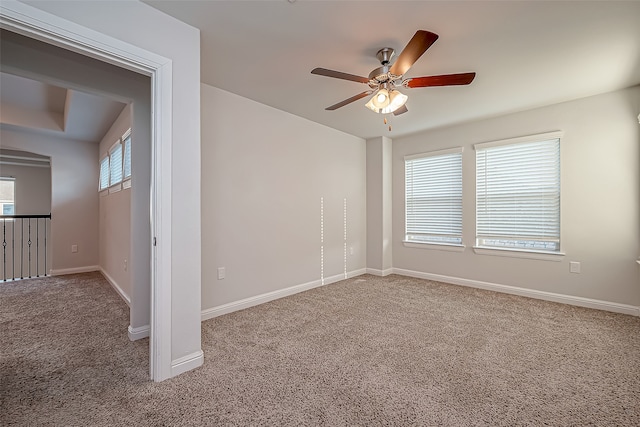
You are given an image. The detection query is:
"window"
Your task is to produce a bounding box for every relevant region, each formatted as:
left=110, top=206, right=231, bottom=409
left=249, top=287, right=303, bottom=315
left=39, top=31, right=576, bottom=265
left=99, top=156, right=110, bottom=191
left=405, top=147, right=463, bottom=246
left=109, top=141, right=123, bottom=187
left=98, top=129, right=132, bottom=193
left=0, top=177, right=15, bottom=215
left=475, top=132, right=561, bottom=253
left=123, top=130, right=132, bottom=180
left=122, top=129, right=132, bottom=189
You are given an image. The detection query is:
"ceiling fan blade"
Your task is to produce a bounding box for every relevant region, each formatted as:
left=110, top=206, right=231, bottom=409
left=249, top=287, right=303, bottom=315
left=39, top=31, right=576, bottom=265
left=393, top=105, right=408, bottom=116
left=389, top=30, right=439, bottom=76
left=311, top=68, right=370, bottom=84
left=325, top=91, right=373, bottom=110
left=405, top=72, right=476, bottom=88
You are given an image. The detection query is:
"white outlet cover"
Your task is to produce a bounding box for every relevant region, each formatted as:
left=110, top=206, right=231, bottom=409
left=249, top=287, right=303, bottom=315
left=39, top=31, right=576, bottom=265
left=570, top=261, right=581, bottom=273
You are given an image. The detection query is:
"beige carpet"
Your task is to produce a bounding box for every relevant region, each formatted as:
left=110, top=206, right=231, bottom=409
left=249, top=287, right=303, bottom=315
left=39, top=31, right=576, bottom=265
left=1, top=272, right=639, bottom=426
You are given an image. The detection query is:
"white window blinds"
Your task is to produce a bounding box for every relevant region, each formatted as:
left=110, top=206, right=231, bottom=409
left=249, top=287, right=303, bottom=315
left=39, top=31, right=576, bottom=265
left=475, top=134, right=560, bottom=252
left=109, top=142, right=123, bottom=186
left=123, top=131, right=132, bottom=180
left=405, top=147, right=463, bottom=245
left=99, top=156, right=110, bottom=190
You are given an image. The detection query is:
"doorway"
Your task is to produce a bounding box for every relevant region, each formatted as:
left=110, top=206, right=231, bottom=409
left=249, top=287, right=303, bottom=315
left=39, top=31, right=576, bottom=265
left=0, top=9, right=173, bottom=380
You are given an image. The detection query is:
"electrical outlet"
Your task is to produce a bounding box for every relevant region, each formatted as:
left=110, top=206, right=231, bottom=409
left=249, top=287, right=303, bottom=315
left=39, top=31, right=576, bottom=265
left=217, top=267, right=225, bottom=280
left=570, top=261, right=581, bottom=274
left=71, top=244, right=78, bottom=253
left=124, top=259, right=128, bottom=272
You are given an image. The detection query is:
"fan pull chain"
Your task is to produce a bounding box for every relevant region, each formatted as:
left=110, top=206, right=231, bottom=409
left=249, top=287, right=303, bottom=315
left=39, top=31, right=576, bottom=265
left=384, top=114, right=392, bottom=131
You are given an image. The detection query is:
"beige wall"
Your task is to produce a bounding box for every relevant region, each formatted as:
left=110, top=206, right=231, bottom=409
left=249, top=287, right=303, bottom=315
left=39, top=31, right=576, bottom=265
left=366, top=136, right=392, bottom=273
left=390, top=86, right=640, bottom=306
left=0, top=128, right=99, bottom=272
left=98, top=104, right=132, bottom=300
left=0, top=162, right=51, bottom=215
left=201, top=84, right=366, bottom=310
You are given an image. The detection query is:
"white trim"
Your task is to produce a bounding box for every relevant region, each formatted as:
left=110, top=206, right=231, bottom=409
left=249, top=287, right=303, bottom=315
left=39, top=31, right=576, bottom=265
left=403, top=241, right=465, bottom=252
left=128, top=324, right=150, bottom=341
left=404, top=146, right=463, bottom=161
left=171, top=350, right=204, bottom=377
left=122, top=179, right=132, bottom=189
left=0, top=160, right=50, bottom=168
left=201, top=268, right=367, bottom=321
left=473, top=246, right=564, bottom=261
left=51, top=265, right=99, bottom=276
left=0, top=0, right=173, bottom=382
left=0, top=154, right=50, bottom=164
left=108, top=139, right=121, bottom=153
left=99, top=268, right=130, bottom=306
left=108, top=183, right=122, bottom=194
left=473, top=131, right=564, bottom=150
left=365, top=268, right=394, bottom=277
left=393, top=268, right=640, bottom=317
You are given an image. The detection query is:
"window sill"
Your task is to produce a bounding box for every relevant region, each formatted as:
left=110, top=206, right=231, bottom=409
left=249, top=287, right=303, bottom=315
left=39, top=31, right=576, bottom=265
left=109, top=183, right=122, bottom=194
left=473, top=246, right=565, bottom=261
left=99, top=189, right=109, bottom=197
left=403, top=241, right=466, bottom=252
left=123, top=179, right=131, bottom=189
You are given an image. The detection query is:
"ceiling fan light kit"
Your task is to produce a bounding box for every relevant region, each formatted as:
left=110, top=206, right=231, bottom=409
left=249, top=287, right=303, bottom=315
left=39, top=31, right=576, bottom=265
left=311, top=30, right=476, bottom=129
left=364, top=88, right=408, bottom=114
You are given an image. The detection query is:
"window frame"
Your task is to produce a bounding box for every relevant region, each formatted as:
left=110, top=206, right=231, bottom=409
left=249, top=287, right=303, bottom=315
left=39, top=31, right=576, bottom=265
left=108, top=139, right=123, bottom=193
left=0, top=177, right=16, bottom=216
left=473, top=131, right=564, bottom=261
left=403, top=146, right=465, bottom=251
left=99, top=155, right=110, bottom=193
left=122, top=128, right=132, bottom=189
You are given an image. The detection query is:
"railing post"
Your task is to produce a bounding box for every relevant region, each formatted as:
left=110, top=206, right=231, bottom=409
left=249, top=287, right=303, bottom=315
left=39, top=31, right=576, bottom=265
left=2, top=219, right=6, bottom=282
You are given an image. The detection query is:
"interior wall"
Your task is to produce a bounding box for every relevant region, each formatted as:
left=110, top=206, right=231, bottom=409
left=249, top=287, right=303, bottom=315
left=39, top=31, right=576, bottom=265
left=0, top=128, right=98, bottom=272
left=0, top=162, right=51, bottom=215
left=391, top=86, right=640, bottom=306
left=201, top=83, right=366, bottom=311
left=98, top=104, right=132, bottom=300
left=366, top=136, right=393, bottom=273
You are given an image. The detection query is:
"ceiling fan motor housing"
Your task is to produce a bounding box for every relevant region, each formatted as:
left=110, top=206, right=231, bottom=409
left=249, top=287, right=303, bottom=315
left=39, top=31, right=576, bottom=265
left=369, top=47, right=402, bottom=88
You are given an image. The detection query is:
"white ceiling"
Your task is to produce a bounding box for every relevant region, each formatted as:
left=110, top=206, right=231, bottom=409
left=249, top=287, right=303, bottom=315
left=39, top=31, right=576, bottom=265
left=145, top=0, right=640, bottom=139
left=0, top=71, right=127, bottom=143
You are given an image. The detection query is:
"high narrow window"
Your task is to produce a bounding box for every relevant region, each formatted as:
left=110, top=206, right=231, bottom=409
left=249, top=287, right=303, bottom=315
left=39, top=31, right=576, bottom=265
left=109, top=141, right=123, bottom=187
left=123, top=129, right=132, bottom=182
left=405, top=147, right=463, bottom=246
left=475, top=132, right=561, bottom=253
left=99, top=156, right=110, bottom=191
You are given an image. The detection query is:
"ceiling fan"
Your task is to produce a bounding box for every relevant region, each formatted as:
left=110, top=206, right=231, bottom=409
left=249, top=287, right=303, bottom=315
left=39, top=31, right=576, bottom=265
left=311, top=30, right=476, bottom=118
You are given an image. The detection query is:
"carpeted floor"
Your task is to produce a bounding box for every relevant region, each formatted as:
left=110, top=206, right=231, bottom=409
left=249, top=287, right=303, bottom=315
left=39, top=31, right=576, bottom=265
left=1, top=272, right=639, bottom=426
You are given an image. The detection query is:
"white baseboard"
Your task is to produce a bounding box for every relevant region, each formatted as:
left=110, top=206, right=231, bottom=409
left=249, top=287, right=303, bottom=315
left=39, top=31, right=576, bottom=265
left=99, top=268, right=131, bottom=306
left=393, top=268, right=640, bottom=317
left=347, top=268, right=367, bottom=279
left=201, top=268, right=367, bottom=321
left=128, top=324, right=150, bottom=341
left=51, top=265, right=100, bottom=276
left=366, top=268, right=394, bottom=277
left=171, top=350, right=204, bottom=377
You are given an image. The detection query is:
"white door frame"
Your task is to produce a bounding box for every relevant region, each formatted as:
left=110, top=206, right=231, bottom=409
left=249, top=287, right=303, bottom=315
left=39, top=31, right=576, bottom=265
left=0, top=1, right=174, bottom=381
